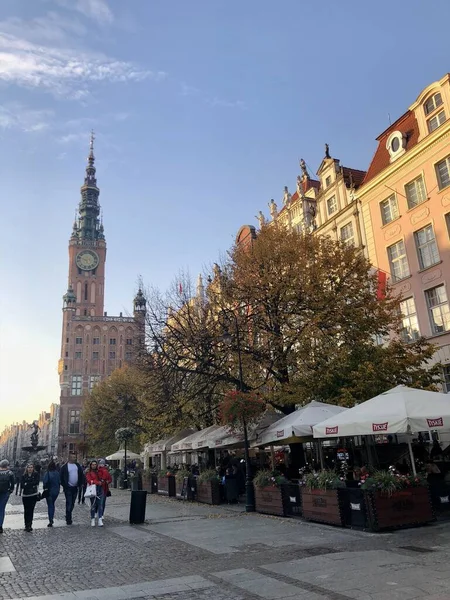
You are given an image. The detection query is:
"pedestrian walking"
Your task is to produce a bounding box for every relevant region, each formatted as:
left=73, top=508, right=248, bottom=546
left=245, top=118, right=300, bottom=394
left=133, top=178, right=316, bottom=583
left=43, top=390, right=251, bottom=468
left=77, top=458, right=88, bottom=505
left=21, top=464, right=40, bottom=532
left=60, top=452, right=84, bottom=525
left=43, top=461, right=60, bottom=527
left=97, top=459, right=112, bottom=516
left=85, top=460, right=111, bottom=527
left=0, top=459, right=15, bottom=533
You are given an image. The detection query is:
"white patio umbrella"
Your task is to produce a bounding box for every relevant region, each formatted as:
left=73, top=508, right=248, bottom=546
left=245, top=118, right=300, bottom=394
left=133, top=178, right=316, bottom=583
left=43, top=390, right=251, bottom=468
left=255, top=401, right=348, bottom=446
left=313, top=385, right=450, bottom=475
left=106, top=449, right=142, bottom=460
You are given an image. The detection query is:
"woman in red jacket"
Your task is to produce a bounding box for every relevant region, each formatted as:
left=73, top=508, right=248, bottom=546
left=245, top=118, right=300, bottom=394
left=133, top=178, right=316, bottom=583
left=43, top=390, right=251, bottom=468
left=85, top=460, right=112, bottom=527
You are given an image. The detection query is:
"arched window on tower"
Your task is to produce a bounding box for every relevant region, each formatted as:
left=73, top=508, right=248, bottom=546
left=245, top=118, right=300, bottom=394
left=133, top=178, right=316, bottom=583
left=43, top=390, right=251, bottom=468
left=84, top=283, right=88, bottom=301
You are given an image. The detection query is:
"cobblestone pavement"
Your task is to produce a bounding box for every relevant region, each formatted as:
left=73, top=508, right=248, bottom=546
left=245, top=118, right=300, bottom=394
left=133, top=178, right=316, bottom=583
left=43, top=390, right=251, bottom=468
left=2, top=491, right=450, bottom=600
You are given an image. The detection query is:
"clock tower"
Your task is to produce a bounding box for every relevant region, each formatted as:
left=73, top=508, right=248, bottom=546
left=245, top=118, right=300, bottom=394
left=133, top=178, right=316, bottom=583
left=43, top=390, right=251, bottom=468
left=57, top=134, right=145, bottom=459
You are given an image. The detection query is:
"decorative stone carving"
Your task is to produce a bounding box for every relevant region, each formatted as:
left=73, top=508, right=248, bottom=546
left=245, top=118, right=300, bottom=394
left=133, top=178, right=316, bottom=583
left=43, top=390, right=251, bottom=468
left=268, top=199, right=278, bottom=219
left=410, top=206, right=430, bottom=225
left=384, top=223, right=401, bottom=240
left=422, top=269, right=442, bottom=284
left=396, top=281, right=411, bottom=294
left=256, top=211, right=266, bottom=228
left=283, top=186, right=292, bottom=206
left=442, top=196, right=450, bottom=207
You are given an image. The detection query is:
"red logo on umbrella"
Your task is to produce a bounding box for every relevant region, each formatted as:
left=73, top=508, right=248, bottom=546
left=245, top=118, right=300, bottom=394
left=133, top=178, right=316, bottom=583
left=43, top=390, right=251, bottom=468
left=427, top=417, right=443, bottom=427
left=372, top=422, right=388, bottom=432
left=326, top=426, right=338, bottom=435
left=276, top=430, right=284, bottom=438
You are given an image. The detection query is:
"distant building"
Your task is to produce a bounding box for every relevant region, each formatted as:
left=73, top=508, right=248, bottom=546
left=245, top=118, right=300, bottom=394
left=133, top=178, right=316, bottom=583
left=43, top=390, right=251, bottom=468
left=359, top=73, right=450, bottom=388
left=57, top=134, right=146, bottom=458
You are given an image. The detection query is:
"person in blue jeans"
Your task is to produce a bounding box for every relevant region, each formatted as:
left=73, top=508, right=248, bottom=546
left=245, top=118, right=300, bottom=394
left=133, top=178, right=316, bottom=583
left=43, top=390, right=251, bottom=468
left=0, top=459, right=15, bottom=533
left=59, top=452, right=84, bottom=525
left=43, top=461, right=60, bottom=527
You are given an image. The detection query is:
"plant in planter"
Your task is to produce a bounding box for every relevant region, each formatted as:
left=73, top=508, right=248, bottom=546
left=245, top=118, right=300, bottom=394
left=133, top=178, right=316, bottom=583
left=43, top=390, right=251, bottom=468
left=196, top=469, right=221, bottom=505
left=301, top=470, right=346, bottom=526
left=359, top=469, right=433, bottom=531
left=253, top=470, right=297, bottom=517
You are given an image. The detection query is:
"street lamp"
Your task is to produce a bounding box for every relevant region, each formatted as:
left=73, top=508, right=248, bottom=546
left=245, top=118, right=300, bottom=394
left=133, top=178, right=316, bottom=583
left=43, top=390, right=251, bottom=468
left=118, top=394, right=132, bottom=490
left=222, top=315, right=255, bottom=513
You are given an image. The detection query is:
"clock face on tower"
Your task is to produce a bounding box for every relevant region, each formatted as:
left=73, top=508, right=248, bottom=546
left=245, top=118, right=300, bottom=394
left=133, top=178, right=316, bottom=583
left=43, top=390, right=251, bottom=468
left=76, top=250, right=99, bottom=271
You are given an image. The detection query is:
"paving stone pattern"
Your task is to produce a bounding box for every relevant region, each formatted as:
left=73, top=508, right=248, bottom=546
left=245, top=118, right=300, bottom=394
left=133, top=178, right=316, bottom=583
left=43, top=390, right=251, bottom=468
left=2, top=491, right=450, bottom=600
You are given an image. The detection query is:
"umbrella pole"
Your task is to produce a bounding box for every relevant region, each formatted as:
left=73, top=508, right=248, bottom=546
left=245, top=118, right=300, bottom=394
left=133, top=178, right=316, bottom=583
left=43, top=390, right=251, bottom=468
left=318, top=441, right=324, bottom=469
left=270, top=445, right=275, bottom=470
left=407, top=440, right=417, bottom=476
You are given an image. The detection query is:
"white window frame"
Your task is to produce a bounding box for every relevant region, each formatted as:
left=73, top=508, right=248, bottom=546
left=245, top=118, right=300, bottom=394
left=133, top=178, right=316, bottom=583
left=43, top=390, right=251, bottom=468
left=414, top=224, right=440, bottom=270
left=399, top=297, right=420, bottom=343
left=380, top=194, right=399, bottom=225
left=71, top=375, right=82, bottom=396
left=327, top=195, right=337, bottom=216
left=436, top=156, right=450, bottom=190
left=428, top=109, right=446, bottom=133
left=443, top=364, right=450, bottom=393
left=424, top=92, right=443, bottom=115
left=387, top=240, right=410, bottom=281
left=89, top=375, right=101, bottom=391
left=425, top=285, right=450, bottom=334
left=405, top=175, right=427, bottom=209
left=340, top=222, right=354, bottom=245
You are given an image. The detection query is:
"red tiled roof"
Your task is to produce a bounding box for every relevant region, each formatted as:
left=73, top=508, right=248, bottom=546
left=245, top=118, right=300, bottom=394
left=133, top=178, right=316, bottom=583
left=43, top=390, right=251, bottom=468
left=342, top=167, right=366, bottom=188
left=363, top=110, right=420, bottom=184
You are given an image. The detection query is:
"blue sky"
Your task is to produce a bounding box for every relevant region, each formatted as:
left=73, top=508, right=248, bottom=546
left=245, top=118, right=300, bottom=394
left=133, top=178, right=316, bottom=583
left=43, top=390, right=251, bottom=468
left=0, top=0, right=449, bottom=429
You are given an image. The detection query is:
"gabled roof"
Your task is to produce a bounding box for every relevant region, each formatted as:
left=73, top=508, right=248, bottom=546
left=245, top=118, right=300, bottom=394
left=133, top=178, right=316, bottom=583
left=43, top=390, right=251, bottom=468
left=363, top=110, right=420, bottom=184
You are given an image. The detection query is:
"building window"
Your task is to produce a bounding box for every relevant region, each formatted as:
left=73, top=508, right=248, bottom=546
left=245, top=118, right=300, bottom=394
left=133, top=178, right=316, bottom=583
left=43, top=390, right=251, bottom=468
left=443, top=365, right=450, bottom=393
left=75, top=337, right=82, bottom=345
left=325, top=176, right=331, bottom=187
left=126, top=338, right=133, bottom=345
left=65, top=351, right=68, bottom=357
left=340, top=222, right=354, bottom=245
left=66, top=337, right=69, bottom=343
left=424, top=92, right=443, bottom=115
left=109, top=351, right=116, bottom=359
left=64, top=365, right=68, bottom=371
left=71, top=375, right=82, bottom=396
left=125, top=351, right=133, bottom=361
left=89, top=375, right=101, bottom=391
left=68, top=443, right=76, bottom=453
left=446, top=213, right=450, bottom=239
left=428, top=110, right=446, bottom=133
left=92, top=351, right=99, bottom=360
left=93, top=337, right=100, bottom=345
left=387, top=240, right=410, bottom=281
left=69, top=410, right=80, bottom=434
left=414, top=224, right=440, bottom=270
left=75, top=351, right=82, bottom=359
left=436, top=156, right=450, bottom=190
left=326, top=196, right=337, bottom=216
left=380, top=194, right=399, bottom=225
left=109, top=338, right=116, bottom=345
left=405, top=175, right=426, bottom=209
left=84, top=283, right=88, bottom=301
left=425, top=285, right=450, bottom=334
left=399, top=298, right=420, bottom=343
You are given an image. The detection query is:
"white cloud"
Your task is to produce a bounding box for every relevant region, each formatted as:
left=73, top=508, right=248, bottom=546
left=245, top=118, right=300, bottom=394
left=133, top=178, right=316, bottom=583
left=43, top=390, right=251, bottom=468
left=0, top=103, right=53, bottom=132
left=53, top=0, right=114, bottom=24
left=0, top=32, right=161, bottom=98
left=0, top=12, right=88, bottom=44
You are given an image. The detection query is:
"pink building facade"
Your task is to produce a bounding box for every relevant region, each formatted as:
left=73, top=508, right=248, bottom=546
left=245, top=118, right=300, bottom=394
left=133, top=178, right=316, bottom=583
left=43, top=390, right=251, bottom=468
left=359, top=74, right=450, bottom=390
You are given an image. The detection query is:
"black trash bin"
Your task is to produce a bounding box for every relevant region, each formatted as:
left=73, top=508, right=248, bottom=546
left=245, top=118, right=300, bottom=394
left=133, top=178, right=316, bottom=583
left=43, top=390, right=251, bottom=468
left=129, top=490, right=147, bottom=524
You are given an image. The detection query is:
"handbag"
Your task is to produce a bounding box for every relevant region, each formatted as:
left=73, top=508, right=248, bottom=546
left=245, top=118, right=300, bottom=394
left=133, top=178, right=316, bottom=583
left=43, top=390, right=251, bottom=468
left=84, top=484, right=97, bottom=498
left=40, top=489, right=50, bottom=500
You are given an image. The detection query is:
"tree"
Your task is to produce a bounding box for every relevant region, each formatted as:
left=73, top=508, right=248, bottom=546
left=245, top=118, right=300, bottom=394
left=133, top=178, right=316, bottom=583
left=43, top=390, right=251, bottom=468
left=137, top=225, right=441, bottom=424
left=82, top=366, right=147, bottom=456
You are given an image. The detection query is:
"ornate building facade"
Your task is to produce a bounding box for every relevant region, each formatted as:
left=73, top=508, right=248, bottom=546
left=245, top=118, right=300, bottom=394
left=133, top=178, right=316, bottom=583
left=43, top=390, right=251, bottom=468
left=359, top=74, right=450, bottom=385
left=57, top=135, right=146, bottom=458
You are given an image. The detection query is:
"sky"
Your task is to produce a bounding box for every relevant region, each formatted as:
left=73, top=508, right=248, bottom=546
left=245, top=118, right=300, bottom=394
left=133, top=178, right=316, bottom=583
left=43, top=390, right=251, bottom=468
left=0, top=0, right=450, bottom=429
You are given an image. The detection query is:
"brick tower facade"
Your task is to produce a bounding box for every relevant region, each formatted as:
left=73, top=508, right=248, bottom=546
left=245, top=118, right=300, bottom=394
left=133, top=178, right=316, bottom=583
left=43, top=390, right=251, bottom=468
left=57, top=134, right=146, bottom=459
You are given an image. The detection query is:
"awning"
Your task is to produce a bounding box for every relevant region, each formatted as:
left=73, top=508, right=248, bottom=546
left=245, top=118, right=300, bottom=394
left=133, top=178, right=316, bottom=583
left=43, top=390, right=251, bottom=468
left=145, top=429, right=195, bottom=455
left=255, top=401, right=348, bottom=446
left=199, top=412, right=282, bottom=450
left=171, top=425, right=221, bottom=452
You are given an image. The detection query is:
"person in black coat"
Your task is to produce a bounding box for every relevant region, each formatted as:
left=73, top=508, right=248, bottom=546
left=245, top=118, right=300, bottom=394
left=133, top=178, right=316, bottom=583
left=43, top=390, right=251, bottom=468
left=59, top=452, right=84, bottom=525
left=21, top=464, right=40, bottom=532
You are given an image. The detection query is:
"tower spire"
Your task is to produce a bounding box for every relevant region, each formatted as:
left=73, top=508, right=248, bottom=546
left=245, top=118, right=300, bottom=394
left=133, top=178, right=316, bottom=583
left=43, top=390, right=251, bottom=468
left=73, top=132, right=102, bottom=241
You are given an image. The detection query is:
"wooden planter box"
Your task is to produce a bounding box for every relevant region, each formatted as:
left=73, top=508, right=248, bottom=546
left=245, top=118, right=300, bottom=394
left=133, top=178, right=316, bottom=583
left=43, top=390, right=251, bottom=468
left=301, top=489, right=344, bottom=526
left=196, top=480, right=221, bottom=505
left=340, top=488, right=369, bottom=529
left=366, top=487, right=434, bottom=531
left=157, top=475, right=176, bottom=497
left=255, top=486, right=286, bottom=516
